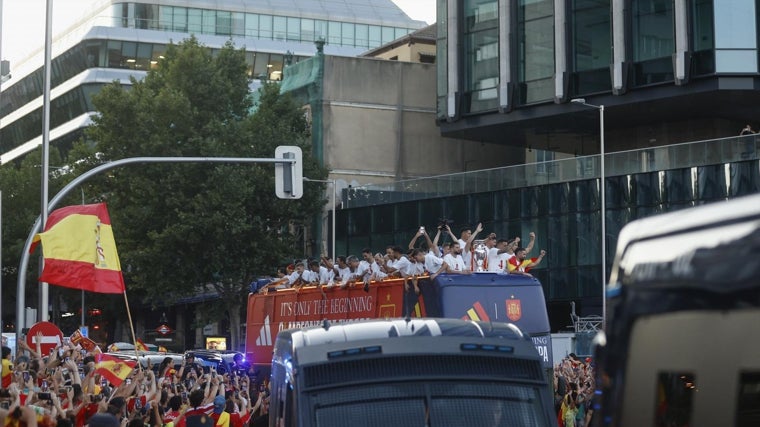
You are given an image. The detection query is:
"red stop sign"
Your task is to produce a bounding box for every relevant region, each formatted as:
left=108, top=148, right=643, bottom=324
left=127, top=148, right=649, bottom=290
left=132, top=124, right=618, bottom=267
left=27, top=321, right=64, bottom=355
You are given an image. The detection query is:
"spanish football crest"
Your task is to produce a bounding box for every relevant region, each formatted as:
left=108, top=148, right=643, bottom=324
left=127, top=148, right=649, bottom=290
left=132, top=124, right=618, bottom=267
left=506, top=298, right=522, bottom=322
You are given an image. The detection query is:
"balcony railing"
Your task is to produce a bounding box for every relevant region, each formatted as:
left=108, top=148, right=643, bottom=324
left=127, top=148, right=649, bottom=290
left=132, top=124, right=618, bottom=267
left=345, top=134, right=759, bottom=208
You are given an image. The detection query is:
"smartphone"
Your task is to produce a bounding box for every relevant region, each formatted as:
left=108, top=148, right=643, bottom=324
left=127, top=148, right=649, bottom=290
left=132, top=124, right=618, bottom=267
left=38, top=392, right=51, bottom=400
left=58, top=348, right=64, bottom=357
left=22, top=371, right=30, bottom=382
left=125, top=379, right=132, bottom=385
left=41, top=379, right=49, bottom=391
left=181, top=392, right=188, bottom=400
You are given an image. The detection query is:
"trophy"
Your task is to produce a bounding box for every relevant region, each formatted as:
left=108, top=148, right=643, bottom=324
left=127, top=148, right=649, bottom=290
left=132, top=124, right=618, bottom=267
left=473, top=239, right=487, bottom=272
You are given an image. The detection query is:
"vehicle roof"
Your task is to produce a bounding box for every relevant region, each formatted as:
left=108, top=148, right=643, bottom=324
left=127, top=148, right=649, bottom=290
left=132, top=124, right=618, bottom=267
left=609, top=193, right=760, bottom=292
left=433, top=272, right=542, bottom=287
left=279, top=318, right=525, bottom=349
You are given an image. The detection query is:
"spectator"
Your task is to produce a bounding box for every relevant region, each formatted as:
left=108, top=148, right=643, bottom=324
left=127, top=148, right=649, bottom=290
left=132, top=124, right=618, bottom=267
left=2, top=346, right=12, bottom=388
left=508, top=248, right=546, bottom=276
left=210, top=396, right=228, bottom=427
left=740, top=124, right=755, bottom=135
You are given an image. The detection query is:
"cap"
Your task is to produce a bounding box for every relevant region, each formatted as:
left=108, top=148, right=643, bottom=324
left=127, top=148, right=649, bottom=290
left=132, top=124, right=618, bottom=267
left=213, top=395, right=225, bottom=414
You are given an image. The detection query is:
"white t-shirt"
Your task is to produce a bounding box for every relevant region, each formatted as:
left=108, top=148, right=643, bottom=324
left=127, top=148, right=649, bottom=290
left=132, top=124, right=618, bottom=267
left=424, top=252, right=444, bottom=274
left=443, top=253, right=466, bottom=272
left=487, top=248, right=511, bottom=272
left=458, top=238, right=473, bottom=270
left=393, top=256, right=411, bottom=275
left=403, top=261, right=425, bottom=276
left=334, top=265, right=351, bottom=282
left=288, top=270, right=305, bottom=285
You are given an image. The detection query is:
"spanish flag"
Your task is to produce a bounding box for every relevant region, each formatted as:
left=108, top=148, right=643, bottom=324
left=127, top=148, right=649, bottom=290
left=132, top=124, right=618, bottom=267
left=95, top=353, right=136, bottom=386
left=30, top=203, right=125, bottom=294
left=135, top=338, right=149, bottom=352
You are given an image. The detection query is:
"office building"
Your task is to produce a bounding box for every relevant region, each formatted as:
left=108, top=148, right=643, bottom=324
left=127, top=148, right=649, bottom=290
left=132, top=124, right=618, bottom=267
left=335, top=0, right=760, bottom=329
left=0, top=0, right=426, bottom=164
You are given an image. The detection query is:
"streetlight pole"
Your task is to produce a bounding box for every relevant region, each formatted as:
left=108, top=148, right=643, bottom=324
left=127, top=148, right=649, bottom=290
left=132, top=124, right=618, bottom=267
left=571, top=98, right=606, bottom=329
left=303, top=177, right=337, bottom=258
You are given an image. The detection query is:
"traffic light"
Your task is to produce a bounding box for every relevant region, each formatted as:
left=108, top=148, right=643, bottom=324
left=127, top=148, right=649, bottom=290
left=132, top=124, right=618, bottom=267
left=275, top=146, right=303, bottom=199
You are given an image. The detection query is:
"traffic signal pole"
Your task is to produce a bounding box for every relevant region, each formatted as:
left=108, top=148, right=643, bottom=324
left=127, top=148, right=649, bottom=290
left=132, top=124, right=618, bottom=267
left=18, top=153, right=299, bottom=345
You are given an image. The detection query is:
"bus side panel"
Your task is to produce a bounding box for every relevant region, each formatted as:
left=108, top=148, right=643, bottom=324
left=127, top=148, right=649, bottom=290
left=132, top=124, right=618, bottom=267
left=432, top=275, right=553, bottom=369
left=246, top=279, right=420, bottom=371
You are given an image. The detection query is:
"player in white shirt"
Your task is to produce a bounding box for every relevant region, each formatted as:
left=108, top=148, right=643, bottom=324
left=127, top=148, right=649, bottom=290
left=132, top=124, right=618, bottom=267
left=443, top=242, right=467, bottom=272
left=307, top=260, right=334, bottom=285
left=488, top=238, right=514, bottom=273
left=402, top=249, right=426, bottom=294
left=287, top=262, right=308, bottom=287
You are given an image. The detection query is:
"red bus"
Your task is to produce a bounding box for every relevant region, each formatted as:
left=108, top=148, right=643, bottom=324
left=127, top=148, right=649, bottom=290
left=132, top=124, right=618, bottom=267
left=245, top=273, right=553, bottom=379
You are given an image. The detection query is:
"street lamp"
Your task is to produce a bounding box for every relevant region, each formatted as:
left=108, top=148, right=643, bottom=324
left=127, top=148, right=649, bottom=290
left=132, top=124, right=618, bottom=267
left=571, top=98, right=606, bottom=329
left=303, top=177, right=337, bottom=258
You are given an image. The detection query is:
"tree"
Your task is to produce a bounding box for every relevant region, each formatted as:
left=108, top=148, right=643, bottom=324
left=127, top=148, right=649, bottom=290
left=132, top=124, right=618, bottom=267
left=77, top=37, right=327, bottom=349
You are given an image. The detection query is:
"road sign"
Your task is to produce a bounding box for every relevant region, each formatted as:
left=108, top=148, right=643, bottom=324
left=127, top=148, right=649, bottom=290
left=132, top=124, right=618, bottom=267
left=27, top=321, right=64, bottom=355
left=275, top=146, right=303, bottom=199
left=156, top=324, right=173, bottom=335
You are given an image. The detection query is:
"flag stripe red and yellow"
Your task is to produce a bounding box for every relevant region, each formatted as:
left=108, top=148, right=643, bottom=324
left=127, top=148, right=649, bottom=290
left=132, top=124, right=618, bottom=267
left=95, top=353, right=136, bottom=386
left=135, top=338, right=149, bottom=352
left=31, top=203, right=125, bottom=294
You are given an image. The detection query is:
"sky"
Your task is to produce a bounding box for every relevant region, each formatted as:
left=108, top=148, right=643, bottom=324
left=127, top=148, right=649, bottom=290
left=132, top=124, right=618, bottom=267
left=0, top=0, right=436, bottom=68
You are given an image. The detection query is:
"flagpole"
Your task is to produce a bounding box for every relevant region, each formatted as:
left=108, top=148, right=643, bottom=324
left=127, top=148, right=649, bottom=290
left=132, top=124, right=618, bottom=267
left=122, top=291, right=142, bottom=370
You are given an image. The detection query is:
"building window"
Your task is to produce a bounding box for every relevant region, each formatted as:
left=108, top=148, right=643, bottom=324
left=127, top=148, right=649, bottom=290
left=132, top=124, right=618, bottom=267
left=690, top=0, right=714, bottom=76
left=714, top=0, right=757, bottom=73
left=517, top=0, right=555, bottom=104
left=188, top=9, right=202, bottom=33
left=570, top=0, right=611, bottom=95
left=631, top=0, right=674, bottom=86
left=536, top=150, right=556, bottom=175
left=464, top=0, right=499, bottom=113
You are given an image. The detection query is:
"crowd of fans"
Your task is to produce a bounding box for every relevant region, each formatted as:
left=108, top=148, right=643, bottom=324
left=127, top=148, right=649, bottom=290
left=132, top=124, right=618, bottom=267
left=554, top=353, right=596, bottom=427
left=0, top=342, right=269, bottom=427
left=259, top=223, right=547, bottom=293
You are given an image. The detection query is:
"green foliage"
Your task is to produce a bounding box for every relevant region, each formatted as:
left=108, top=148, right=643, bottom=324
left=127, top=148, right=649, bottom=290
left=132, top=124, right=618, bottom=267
left=77, top=37, right=327, bottom=309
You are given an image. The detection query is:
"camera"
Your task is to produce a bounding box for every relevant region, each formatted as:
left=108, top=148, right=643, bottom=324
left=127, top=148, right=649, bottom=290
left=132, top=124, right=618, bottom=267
left=437, top=218, right=453, bottom=229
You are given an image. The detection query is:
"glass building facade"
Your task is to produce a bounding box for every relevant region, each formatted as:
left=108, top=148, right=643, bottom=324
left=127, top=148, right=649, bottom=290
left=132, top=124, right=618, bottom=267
left=337, top=136, right=760, bottom=328
left=437, top=0, right=757, bottom=118
left=429, top=0, right=760, bottom=324
left=0, top=0, right=424, bottom=164
left=112, top=2, right=417, bottom=51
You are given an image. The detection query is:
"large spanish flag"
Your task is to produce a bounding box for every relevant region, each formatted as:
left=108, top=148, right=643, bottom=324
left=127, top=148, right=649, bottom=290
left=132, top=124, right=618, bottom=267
left=30, top=203, right=126, bottom=294
left=94, top=353, right=136, bottom=386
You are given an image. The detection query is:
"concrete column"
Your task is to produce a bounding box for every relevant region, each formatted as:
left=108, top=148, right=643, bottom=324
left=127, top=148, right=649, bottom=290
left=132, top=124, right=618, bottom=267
left=498, top=0, right=511, bottom=111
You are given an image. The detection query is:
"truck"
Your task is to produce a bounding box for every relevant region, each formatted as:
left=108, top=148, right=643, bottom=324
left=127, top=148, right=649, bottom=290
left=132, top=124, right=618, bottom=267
left=245, top=273, right=553, bottom=380
left=593, top=193, right=760, bottom=426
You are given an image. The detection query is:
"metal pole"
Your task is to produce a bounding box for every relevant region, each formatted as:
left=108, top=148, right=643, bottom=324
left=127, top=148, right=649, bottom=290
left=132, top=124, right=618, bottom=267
left=332, top=180, right=336, bottom=258
left=599, top=105, right=606, bottom=330
left=303, top=177, right=336, bottom=258
left=0, top=191, right=3, bottom=334
left=40, top=0, right=54, bottom=322
left=16, top=155, right=295, bottom=345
